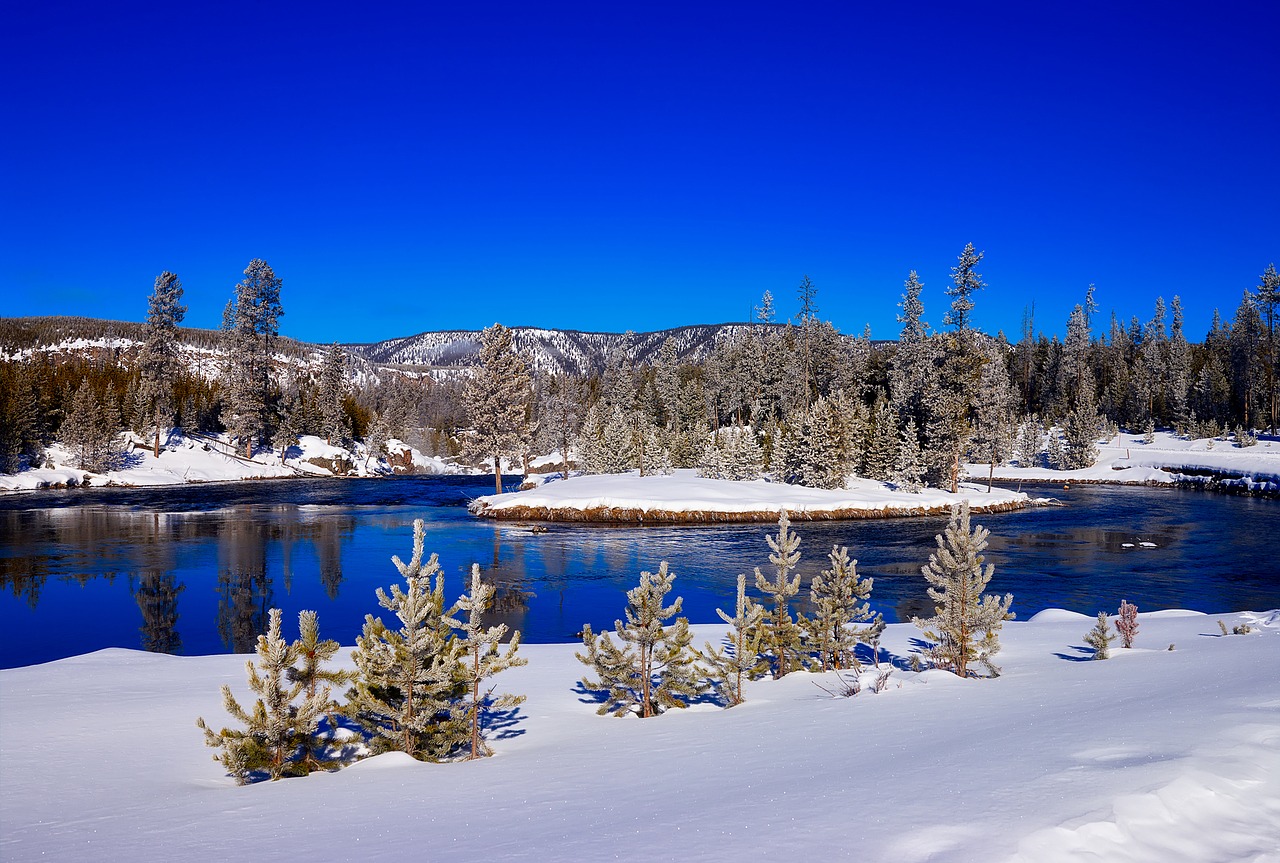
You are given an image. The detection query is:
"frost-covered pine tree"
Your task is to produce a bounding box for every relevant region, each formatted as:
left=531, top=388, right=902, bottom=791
left=892, top=418, right=925, bottom=493
left=318, top=342, right=350, bottom=446
left=345, top=519, right=465, bottom=760
left=697, top=424, right=763, bottom=481
left=61, top=378, right=123, bottom=472
left=1116, top=599, right=1139, bottom=649
left=577, top=561, right=704, bottom=717
left=463, top=323, right=532, bottom=494
left=698, top=572, right=767, bottom=707
left=1083, top=611, right=1116, bottom=659
left=862, top=399, right=899, bottom=482
left=755, top=511, right=804, bottom=678
left=912, top=502, right=1014, bottom=678
left=137, top=270, right=186, bottom=458
left=804, top=545, right=879, bottom=672
left=1016, top=414, right=1044, bottom=467
left=446, top=564, right=527, bottom=758
left=220, top=259, right=284, bottom=458
left=288, top=610, right=355, bottom=772
left=197, top=608, right=334, bottom=783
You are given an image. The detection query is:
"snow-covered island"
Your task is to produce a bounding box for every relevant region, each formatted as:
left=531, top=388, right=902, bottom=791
left=468, top=469, right=1033, bottom=523
left=2, top=609, right=1276, bottom=862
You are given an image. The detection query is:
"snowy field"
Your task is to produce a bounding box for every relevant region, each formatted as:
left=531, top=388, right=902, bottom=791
left=471, top=470, right=1031, bottom=522
left=0, top=433, right=467, bottom=492
left=1, top=609, right=1276, bottom=862
left=967, top=430, right=1280, bottom=491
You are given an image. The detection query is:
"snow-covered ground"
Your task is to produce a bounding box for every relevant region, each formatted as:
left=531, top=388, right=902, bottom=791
left=0, top=433, right=470, bottom=492
left=471, top=469, right=1031, bottom=522
left=967, top=430, right=1280, bottom=491
left=1, top=609, right=1276, bottom=862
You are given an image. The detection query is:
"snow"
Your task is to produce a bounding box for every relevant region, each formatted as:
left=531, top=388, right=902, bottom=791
left=966, top=430, right=1280, bottom=489
left=471, top=469, right=1030, bottom=521
left=0, top=433, right=472, bottom=493
left=1, top=610, right=1276, bottom=862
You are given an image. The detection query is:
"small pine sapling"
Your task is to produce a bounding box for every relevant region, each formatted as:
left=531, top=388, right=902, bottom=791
left=577, top=561, right=705, bottom=717
left=288, top=610, right=355, bottom=772
left=197, top=608, right=332, bottom=783
left=804, top=544, right=880, bottom=672
left=345, top=519, right=466, bottom=761
left=1217, top=620, right=1230, bottom=636
left=1116, top=600, right=1139, bottom=648
left=911, top=502, right=1014, bottom=678
left=1233, top=623, right=1253, bottom=635
left=1083, top=611, right=1117, bottom=659
left=754, top=510, right=804, bottom=678
left=446, top=564, right=528, bottom=758
left=699, top=572, right=768, bottom=707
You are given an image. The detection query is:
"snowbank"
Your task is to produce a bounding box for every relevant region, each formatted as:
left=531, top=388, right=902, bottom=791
left=469, top=469, right=1031, bottom=522
left=1, top=610, right=1275, bottom=862
left=967, top=429, right=1280, bottom=492
left=0, top=433, right=472, bottom=493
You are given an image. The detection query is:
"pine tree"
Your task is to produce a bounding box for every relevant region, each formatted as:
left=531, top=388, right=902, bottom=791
left=1257, top=263, right=1280, bottom=434
left=893, top=418, right=925, bottom=492
left=446, top=564, right=528, bottom=758
left=1116, top=599, right=1139, bottom=649
left=804, top=545, right=879, bottom=672
left=196, top=608, right=334, bottom=783
left=463, top=323, right=532, bottom=493
left=754, top=511, right=803, bottom=678
left=577, top=561, right=705, bottom=717
left=318, top=342, right=350, bottom=446
left=220, top=259, right=284, bottom=458
left=345, top=519, right=466, bottom=760
left=912, top=502, right=1014, bottom=678
left=944, top=243, right=985, bottom=333
left=1083, top=611, right=1117, bottom=659
left=698, top=572, right=767, bottom=707
left=137, top=270, right=186, bottom=458
left=288, top=610, right=355, bottom=772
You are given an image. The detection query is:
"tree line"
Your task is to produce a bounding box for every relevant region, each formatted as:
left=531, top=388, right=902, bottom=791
left=3, top=250, right=1277, bottom=486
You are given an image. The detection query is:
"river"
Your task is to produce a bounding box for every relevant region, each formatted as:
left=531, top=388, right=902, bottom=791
left=1, top=476, right=1276, bottom=668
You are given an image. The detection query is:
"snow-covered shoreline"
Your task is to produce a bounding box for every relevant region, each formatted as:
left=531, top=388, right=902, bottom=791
left=0, top=433, right=471, bottom=493
left=2, top=610, right=1276, bottom=862
left=470, top=470, right=1033, bottom=523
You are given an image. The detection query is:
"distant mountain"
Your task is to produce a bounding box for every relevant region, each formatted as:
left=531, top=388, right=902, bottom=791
left=342, top=323, right=774, bottom=375
left=1, top=316, right=787, bottom=378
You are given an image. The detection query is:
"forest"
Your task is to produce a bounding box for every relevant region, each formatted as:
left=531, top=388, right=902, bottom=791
left=1, top=250, right=1277, bottom=494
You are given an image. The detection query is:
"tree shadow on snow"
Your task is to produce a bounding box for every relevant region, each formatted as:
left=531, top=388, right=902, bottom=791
left=1053, top=645, right=1096, bottom=662
left=482, top=703, right=527, bottom=741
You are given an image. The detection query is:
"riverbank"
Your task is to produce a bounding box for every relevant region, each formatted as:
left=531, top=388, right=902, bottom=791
left=1, top=609, right=1276, bottom=862
left=469, top=470, right=1032, bottom=523
left=965, top=429, right=1280, bottom=496
left=0, top=432, right=472, bottom=492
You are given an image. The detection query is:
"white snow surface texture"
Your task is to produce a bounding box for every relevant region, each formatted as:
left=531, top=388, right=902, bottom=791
left=2, top=610, right=1277, bottom=862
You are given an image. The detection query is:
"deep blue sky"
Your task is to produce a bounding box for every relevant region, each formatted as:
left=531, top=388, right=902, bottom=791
left=3, top=2, right=1276, bottom=345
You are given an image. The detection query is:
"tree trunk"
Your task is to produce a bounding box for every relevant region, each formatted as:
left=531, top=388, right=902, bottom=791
left=494, top=453, right=502, bottom=495
left=153, top=406, right=162, bottom=459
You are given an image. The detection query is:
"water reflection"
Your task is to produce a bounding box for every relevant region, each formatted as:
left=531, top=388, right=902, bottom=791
left=0, top=476, right=1276, bottom=668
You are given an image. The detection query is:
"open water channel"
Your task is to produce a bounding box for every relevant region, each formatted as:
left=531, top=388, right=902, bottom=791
left=1, top=475, right=1276, bottom=668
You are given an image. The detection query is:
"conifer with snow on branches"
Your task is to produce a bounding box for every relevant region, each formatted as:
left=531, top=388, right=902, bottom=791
left=1084, top=612, right=1117, bottom=660
left=446, top=564, right=527, bottom=758
left=804, top=544, right=880, bottom=672
left=1116, top=600, right=1139, bottom=649
left=755, top=511, right=804, bottom=678
left=912, top=502, right=1014, bottom=678
left=698, top=572, right=767, bottom=707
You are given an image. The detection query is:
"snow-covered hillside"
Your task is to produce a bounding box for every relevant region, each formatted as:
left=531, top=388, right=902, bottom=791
left=1, top=609, right=1275, bottom=862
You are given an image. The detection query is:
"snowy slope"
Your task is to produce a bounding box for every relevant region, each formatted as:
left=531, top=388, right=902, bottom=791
left=1, top=610, right=1276, bottom=862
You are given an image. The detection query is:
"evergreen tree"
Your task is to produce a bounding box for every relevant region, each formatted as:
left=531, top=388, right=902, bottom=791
left=890, top=270, right=934, bottom=436
left=446, top=564, right=527, bottom=758
left=345, top=519, right=465, bottom=760
left=697, top=423, right=763, bottom=481
left=1166, top=296, right=1190, bottom=430
left=1083, top=612, right=1116, bottom=660
left=577, top=561, right=704, bottom=717
left=318, top=342, right=350, bottom=445
left=698, top=572, right=767, bottom=707
left=754, top=511, right=804, bottom=678
left=463, top=323, right=532, bottom=494
left=289, top=610, right=355, bottom=772
left=862, top=398, right=899, bottom=482
left=804, top=544, right=879, bottom=672
left=196, top=608, right=335, bottom=783
left=60, top=378, right=121, bottom=472
left=138, top=270, right=186, bottom=457
left=912, top=502, right=1014, bottom=678
left=1116, top=599, right=1139, bottom=649
left=221, top=259, right=284, bottom=458
left=1257, top=263, right=1280, bottom=433
left=943, top=243, right=985, bottom=333
left=893, top=418, right=925, bottom=492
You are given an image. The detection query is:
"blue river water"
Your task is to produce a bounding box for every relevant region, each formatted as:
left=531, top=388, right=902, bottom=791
left=1, top=475, right=1276, bottom=668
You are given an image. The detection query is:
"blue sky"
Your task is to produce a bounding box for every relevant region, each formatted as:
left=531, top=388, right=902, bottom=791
left=2, top=2, right=1276, bottom=345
